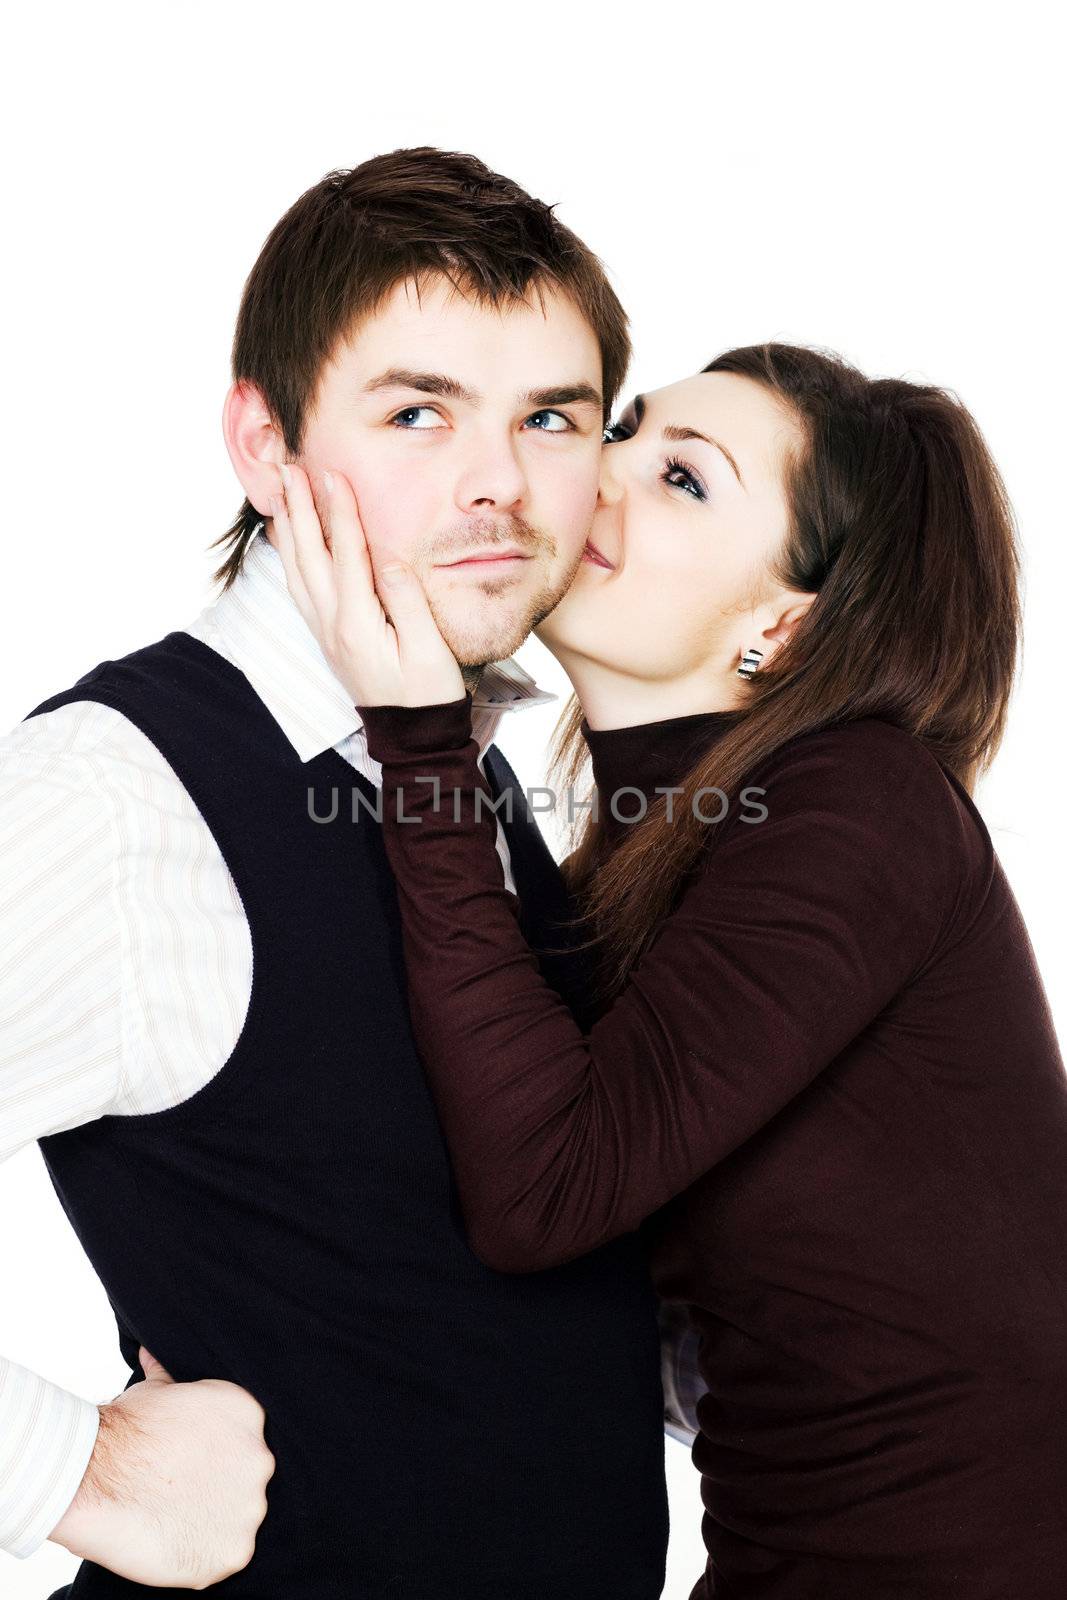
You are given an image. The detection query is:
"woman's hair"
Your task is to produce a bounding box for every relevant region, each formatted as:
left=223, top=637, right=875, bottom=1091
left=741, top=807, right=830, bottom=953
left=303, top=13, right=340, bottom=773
left=210, top=146, right=630, bottom=591
left=549, top=341, right=1022, bottom=1002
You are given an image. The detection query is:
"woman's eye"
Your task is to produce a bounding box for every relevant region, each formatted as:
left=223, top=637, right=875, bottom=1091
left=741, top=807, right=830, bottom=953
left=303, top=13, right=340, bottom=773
left=662, top=457, right=706, bottom=501
left=526, top=410, right=572, bottom=433
left=390, top=406, right=443, bottom=429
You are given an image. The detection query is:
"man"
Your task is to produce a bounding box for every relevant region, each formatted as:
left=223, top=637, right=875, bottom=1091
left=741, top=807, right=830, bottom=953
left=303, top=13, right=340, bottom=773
left=0, top=148, right=691, bottom=1598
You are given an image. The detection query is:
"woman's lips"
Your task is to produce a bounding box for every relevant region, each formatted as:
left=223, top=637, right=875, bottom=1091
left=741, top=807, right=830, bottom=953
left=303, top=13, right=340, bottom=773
left=582, top=541, right=615, bottom=570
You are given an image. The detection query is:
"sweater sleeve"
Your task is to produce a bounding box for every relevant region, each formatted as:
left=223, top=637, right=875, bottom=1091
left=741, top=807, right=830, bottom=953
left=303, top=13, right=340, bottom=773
left=358, top=693, right=960, bottom=1273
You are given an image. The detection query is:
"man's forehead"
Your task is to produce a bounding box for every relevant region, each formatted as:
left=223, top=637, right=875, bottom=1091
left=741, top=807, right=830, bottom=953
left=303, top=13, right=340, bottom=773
left=381, top=270, right=577, bottom=324
left=338, top=274, right=601, bottom=373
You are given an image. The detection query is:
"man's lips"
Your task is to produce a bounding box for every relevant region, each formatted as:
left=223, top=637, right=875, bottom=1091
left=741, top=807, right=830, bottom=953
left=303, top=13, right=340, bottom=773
left=582, top=540, right=615, bottom=571
left=437, top=547, right=532, bottom=569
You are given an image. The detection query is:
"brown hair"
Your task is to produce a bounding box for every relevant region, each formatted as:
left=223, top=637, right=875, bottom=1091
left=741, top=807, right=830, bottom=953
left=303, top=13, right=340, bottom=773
left=209, top=146, right=630, bottom=590
left=550, top=341, right=1022, bottom=1001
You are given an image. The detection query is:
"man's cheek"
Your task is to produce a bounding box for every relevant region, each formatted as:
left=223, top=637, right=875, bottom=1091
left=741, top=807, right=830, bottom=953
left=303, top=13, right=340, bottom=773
left=351, top=477, right=436, bottom=566
left=560, top=459, right=600, bottom=523
left=550, top=482, right=599, bottom=558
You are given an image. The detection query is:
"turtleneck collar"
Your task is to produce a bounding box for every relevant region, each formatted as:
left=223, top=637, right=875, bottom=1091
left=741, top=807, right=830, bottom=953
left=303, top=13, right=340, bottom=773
left=580, top=706, right=746, bottom=847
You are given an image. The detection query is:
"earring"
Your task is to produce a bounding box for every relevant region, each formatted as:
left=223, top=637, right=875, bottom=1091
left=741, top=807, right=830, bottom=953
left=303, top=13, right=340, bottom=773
left=736, top=646, right=764, bottom=680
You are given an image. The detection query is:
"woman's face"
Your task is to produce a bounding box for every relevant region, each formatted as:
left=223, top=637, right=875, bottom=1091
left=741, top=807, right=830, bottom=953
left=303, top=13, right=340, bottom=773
left=535, top=371, right=807, bottom=692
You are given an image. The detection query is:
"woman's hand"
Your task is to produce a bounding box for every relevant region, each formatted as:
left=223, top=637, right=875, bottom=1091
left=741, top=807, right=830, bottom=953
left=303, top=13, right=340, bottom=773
left=269, top=462, right=466, bottom=708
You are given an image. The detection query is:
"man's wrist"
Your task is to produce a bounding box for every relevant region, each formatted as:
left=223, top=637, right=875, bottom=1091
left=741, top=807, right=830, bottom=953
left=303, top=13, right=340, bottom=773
left=49, top=1403, right=138, bottom=1552
left=0, top=1369, right=102, bottom=1560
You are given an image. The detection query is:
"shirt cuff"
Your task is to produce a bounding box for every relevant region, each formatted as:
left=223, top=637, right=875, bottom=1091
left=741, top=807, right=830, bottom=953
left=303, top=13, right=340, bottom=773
left=0, top=1357, right=101, bottom=1558
left=357, top=693, right=474, bottom=764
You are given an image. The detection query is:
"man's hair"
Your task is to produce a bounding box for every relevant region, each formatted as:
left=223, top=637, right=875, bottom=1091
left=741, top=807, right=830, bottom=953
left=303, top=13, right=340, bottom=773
left=210, top=147, right=630, bottom=591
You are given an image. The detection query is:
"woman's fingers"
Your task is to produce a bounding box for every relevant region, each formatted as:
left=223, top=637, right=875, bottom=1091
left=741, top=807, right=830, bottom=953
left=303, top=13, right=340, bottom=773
left=269, top=488, right=317, bottom=635
left=320, top=469, right=383, bottom=638
left=277, top=463, right=339, bottom=630
left=270, top=458, right=465, bottom=706
left=375, top=564, right=467, bottom=703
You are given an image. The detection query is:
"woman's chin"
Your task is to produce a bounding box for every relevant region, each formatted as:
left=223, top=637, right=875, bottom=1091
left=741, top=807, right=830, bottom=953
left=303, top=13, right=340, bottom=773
left=533, top=604, right=578, bottom=654
left=536, top=554, right=628, bottom=666
left=531, top=620, right=564, bottom=664
left=533, top=609, right=603, bottom=670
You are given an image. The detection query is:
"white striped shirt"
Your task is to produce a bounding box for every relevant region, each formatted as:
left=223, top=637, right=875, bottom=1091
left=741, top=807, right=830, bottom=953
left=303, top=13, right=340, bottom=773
left=0, top=527, right=561, bottom=1559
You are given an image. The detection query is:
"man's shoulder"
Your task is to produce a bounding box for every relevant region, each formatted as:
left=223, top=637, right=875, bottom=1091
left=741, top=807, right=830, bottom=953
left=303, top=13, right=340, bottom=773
left=4, top=694, right=129, bottom=764
left=2, top=661, right=186, bottom=796
left=9, top=628, right=232, bottom=759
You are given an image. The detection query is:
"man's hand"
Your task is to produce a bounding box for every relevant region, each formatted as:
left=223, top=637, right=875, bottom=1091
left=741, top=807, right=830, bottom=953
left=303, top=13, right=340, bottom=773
left=270, top=461, right=467, bottom=708
left=48, top=1346, right=275, bottom=1590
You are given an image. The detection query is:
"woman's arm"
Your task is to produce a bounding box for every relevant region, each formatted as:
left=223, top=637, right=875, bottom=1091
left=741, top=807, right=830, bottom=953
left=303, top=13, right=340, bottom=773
left=358, top=694, right=963, bottom=1272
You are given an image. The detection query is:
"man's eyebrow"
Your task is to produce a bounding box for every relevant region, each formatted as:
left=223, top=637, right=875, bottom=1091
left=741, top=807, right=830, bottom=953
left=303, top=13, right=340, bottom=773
left=623, top=392, right=747, bottom=491
left=520, top=382, right=603, bottom=410
left=362, top=370, right=603, bottom=412
left=363, top=369, right=476, bottom=400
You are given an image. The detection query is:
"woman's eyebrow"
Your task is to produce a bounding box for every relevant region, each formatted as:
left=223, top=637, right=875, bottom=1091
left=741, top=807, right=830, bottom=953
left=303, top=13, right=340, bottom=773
left=663, top=424, right=746, bottom=491
left=625, top=391, right=747, bottom=490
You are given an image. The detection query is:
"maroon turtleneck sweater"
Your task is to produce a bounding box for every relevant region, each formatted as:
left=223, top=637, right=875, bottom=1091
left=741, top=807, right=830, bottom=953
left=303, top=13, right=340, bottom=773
left=357, top=692, right=1067, bottom=1600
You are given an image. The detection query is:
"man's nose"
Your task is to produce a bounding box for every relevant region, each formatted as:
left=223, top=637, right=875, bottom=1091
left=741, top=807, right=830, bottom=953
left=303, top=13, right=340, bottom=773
left=455, top=436, right=528, bottom=513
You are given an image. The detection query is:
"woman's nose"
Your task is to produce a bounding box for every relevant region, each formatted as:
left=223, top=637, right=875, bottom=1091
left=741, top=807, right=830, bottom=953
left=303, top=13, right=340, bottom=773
left=597, top=443, right=625, bottom=507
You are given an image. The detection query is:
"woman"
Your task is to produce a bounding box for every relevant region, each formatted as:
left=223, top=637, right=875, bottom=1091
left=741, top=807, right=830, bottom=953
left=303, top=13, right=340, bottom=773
left=273, top=343, right=1067, bottom=1597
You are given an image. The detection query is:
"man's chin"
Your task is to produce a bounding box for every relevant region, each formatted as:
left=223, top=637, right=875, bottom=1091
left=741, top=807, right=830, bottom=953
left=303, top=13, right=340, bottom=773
left=441, top=625, right=528, bottom=670
left=432, top=593, right=558, bottom=670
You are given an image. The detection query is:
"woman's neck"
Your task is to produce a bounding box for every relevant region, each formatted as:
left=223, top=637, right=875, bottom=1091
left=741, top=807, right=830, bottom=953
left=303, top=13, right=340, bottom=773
left=556, top=654, right=748, bottom=732
left=579, top=703, right=746, bottom=856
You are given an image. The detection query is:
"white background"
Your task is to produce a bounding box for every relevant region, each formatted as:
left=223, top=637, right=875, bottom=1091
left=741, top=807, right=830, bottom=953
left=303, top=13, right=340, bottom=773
left=1, top=3, right=1062, bottom=1594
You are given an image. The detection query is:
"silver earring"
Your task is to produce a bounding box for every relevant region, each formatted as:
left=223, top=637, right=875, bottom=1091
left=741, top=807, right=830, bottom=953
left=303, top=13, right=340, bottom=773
left=736, top=646, right=764, bottom=680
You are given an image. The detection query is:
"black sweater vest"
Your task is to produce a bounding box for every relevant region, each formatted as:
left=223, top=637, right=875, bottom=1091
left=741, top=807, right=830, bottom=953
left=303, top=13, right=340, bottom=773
left=25, top=630, right=668, bottom=1600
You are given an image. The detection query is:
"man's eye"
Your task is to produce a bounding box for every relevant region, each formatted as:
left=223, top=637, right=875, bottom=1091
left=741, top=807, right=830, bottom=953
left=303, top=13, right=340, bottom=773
left=390, top=406, right=443, bottom=429
left=526, top=410, right=572, bottom=433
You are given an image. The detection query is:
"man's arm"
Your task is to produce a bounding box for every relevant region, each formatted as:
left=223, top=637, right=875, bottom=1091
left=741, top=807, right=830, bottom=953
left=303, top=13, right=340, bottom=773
left=657, top=1299, right=704, bottom=1447
left=0, top=1357, right=102, bottom=1558
left=0, top=728, right=124, bottom=1556
left=0, top=707, right=274, bottom=1585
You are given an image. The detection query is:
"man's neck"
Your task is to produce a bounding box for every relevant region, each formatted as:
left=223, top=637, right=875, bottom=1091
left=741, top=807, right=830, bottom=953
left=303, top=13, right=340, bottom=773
left=461, top=663, right=486, bottom=697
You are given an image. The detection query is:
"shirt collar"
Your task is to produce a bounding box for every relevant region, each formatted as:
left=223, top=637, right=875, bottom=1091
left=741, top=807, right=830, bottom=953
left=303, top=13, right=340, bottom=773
left=182, top=524, right=558, bottom=765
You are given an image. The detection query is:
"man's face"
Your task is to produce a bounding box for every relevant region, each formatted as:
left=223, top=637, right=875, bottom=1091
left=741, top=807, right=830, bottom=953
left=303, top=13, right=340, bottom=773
left=293, top=274, right=605, bottom=667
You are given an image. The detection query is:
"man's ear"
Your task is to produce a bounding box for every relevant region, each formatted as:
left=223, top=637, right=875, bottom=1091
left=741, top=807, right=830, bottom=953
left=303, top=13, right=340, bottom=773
left=221, top=380, right=286, bottom=517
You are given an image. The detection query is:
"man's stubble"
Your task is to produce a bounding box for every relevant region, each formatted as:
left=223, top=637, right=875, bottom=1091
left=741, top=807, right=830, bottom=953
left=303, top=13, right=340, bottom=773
left=416, top=515, right=589, bottom=685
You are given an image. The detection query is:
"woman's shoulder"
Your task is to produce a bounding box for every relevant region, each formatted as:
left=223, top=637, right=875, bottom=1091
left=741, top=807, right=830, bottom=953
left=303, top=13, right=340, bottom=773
left=685, top=715, right=996, bottom=972
left=754, top=714, right=962, bottom=801
left=735, top=713, right=991, bottom=878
